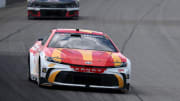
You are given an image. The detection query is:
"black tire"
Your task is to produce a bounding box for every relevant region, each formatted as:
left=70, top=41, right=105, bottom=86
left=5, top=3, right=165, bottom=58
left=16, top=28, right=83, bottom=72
left=28, top=15, right=33, bottom=20
left=73, top=16, right=79, bottom=20
left=121, top=84, right=130, bottom=94
left=28, top=53, right=32, bottom=81
left=37, top=58, right=43, bottom=86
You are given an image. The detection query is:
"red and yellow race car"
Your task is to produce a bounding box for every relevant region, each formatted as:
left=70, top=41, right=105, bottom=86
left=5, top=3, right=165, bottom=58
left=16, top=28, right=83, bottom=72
left=28, top=28, right=131, bottom=93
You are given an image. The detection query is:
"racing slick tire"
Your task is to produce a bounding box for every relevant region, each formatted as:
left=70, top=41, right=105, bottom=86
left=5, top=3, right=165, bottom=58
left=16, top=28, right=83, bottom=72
left=37, top=58, right=43, bottom=86
left=28, top=15, right=34, bottom=20
left=120, top=83, right=130, bottom=94
left=28, top=53, right=32, bottom=81
left=73, top=16, right=79, bottom=20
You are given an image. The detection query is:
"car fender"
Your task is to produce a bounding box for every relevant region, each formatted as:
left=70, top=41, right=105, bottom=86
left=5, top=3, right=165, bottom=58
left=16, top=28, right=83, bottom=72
left=29, top=41, right=42, bottom=78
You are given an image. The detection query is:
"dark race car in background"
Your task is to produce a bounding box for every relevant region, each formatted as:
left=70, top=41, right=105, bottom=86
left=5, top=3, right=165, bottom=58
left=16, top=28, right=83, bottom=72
left=27, top=0, right=79, bottom=19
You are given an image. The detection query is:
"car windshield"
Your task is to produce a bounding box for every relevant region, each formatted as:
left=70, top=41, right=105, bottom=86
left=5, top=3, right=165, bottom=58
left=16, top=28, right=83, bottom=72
left=48, top=33, right=118, bottom=52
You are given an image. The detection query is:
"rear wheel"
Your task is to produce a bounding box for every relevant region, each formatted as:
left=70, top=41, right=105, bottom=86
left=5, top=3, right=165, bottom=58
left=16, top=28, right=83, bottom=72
left=73, top=16, right=79, bottom=20
left=28, top=15, right=34, bottom=20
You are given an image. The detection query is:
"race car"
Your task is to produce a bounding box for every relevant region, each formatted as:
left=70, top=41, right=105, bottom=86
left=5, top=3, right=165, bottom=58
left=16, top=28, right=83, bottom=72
left=28, top=28, right=131, bottom=93
left=27, top=0, right=79, bottom=19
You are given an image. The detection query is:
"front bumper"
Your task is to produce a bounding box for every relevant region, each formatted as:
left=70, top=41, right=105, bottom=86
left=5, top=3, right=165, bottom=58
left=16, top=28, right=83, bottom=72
left=52, top=71, right=122, bottom=88
left=27, top=7, right=79, bottom=18
left=40, top=65, right=130, bottom=89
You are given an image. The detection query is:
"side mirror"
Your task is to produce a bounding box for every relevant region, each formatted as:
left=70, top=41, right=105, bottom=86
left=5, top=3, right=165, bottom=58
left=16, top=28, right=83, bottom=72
left=38, top=38, right=43, bottom=41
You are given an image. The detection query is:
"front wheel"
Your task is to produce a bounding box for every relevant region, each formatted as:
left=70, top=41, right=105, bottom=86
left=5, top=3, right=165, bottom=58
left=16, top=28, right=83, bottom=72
left=121, top=84, right=130, bottom=94
left=37, top=58, right=43, bottom=86
left=28, top=53, right=32, bottom=81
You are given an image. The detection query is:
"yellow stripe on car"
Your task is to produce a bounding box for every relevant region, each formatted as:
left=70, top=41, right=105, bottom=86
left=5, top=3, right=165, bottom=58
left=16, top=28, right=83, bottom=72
left=78, top=50, right=93, bottom=61
left=114, top=74, right=124, bottom=88
left=48, top=71, right=61, bottom=83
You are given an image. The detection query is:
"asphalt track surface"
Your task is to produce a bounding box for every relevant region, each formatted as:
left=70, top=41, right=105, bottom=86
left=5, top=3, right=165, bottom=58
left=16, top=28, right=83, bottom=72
left=0, top=0, right=180, bottom=101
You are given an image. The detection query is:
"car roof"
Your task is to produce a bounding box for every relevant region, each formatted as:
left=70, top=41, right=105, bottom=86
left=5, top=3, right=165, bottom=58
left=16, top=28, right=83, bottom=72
left=52, top=29, right=105, bottom=36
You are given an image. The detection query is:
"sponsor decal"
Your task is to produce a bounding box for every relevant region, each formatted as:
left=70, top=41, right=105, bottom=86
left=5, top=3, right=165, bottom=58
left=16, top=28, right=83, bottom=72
left=85, top=61, right=92, bottom=65
left=71, top=66, right=106, bottom=73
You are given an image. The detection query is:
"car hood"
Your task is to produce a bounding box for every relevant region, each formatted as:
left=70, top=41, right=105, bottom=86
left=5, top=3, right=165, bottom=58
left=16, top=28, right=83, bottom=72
left=44, top=48, right=127, bottom=67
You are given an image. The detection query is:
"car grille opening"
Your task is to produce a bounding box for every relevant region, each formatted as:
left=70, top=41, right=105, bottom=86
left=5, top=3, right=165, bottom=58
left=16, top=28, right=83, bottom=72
left=55, top=71, right=119, bottom=86
left=40, top=10, right=66, bottom=17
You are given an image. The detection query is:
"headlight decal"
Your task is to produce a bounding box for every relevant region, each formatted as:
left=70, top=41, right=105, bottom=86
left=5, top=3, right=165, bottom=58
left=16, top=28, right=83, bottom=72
left=120, top=62, right=127, bottom=67
left=46, top=56, right=63, bottom=63
left=51, top=49, right=62, bottom=63
left=111, top=53, right=122, bottom=66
